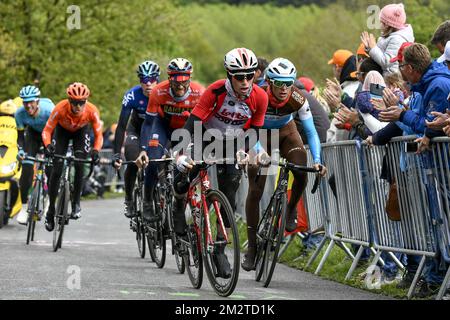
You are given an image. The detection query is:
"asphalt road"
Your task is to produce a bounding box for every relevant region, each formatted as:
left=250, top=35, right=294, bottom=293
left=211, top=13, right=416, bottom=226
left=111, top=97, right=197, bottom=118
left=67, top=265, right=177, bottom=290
left=0, top=198, right=391, bottom=300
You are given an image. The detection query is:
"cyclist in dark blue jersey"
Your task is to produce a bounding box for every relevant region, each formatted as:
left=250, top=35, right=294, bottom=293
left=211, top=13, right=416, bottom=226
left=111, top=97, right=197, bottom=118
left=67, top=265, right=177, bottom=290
left=113, top=60, right=161, bottom=218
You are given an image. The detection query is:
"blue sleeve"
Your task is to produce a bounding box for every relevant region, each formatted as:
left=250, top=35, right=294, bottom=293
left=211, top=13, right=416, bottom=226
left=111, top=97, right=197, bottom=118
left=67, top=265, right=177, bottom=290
left=301, top=116, right=321, bottom=164
left=400, top=110, right=426, bottom=134
left=424, top=87, right=450, bottom=138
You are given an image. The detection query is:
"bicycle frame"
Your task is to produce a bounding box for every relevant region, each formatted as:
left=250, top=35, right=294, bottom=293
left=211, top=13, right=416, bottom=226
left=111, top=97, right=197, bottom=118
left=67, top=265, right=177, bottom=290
left=187, top=167, right=229, bottom=253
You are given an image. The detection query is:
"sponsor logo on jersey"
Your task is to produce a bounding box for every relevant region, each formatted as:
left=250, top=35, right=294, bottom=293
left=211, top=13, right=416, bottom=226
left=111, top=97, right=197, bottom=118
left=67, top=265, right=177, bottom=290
left=163, top=105, right=185, bottom=115
left=291, top=90, right=306, bottom=106
left=122, top=91, right=135, bottom=106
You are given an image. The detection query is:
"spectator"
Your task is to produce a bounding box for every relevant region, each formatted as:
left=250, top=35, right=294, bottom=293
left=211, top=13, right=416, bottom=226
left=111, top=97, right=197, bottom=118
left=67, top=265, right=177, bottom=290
left=437, top=41, right=450, bottom=70
left=299, top=76, right=331, bottom=114
left=393, top=44, right=450, bottom=150
left=389, top=43, right=450, bottom=298
left=294, top=80, right=331, bottom=143
left=376, top=42, right=429, bottom=135
left=384, top=72, right=407, bottom=105
left=255, top=57, right=269, bottom=87
left=102, top=123, right=117, bottom=149
left=298, top=77, right=315, bottom=93
left=356, top=43, right=370, bottom=65
left=324, top=50, right=359, bottom=142
left=357, top=70, right=386, bottom=117
left=326, top=49, right=360, bottom=105
left=430, top=20, right=450, bottom=55
left=361, top=3, right=414, bottom=75
left=333, top=58, right=384, bottom=139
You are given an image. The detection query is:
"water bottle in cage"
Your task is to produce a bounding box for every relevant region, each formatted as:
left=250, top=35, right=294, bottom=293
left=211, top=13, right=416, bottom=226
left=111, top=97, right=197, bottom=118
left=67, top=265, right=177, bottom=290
left=149, top=134, right=159, bottom=148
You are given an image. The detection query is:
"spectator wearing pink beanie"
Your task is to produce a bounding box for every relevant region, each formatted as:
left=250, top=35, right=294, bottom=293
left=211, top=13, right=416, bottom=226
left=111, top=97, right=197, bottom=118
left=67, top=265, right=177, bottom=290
left=361, top=3, right=415, bottom=76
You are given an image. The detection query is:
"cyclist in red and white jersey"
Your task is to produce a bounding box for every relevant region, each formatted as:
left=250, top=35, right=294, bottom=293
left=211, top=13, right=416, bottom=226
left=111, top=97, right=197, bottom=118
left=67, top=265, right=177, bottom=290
left=173, top=48, right=268, bottom=278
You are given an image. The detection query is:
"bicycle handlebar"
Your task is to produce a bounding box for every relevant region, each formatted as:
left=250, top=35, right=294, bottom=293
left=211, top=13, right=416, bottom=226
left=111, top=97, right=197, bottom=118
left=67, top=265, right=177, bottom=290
left=51, top=154, right=96, bottom=180
left=273, top=159, right=320, bottom=173
left=21, top=155, right=49, bottom=164
left=253, top=158, right=322, bottom=194
left=51, top=154, right=95, bottom=164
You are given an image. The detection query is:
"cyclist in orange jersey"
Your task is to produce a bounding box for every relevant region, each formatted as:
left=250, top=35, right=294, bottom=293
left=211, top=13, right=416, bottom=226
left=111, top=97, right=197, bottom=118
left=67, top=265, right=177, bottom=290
left=42, top=82, right=103, bottom=231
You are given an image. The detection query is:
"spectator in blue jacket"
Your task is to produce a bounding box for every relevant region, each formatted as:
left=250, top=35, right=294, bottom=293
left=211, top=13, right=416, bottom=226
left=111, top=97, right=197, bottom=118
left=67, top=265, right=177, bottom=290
left=378, top=43, right=450, bottom=145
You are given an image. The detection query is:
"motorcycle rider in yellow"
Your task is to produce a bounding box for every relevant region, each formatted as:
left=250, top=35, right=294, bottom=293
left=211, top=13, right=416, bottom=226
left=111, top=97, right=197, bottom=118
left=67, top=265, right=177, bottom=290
left=0, top=100, right=22, bottom=227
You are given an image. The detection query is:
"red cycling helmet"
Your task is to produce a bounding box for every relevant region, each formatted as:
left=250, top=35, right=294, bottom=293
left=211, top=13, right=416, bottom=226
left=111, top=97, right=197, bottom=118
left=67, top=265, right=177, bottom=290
left=67, top=82, right=90, bottom=100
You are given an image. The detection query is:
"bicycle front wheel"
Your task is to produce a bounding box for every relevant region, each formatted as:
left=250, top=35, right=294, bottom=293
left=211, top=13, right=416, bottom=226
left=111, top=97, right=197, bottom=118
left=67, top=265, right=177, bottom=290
left=148, top=221, right=166, bottom=268
left=148, top=189, right=167, bottom=268
left=201, top=189, right=239, bottom=297
left=135, top=217, right=146, bottom=258
left=26, top=185, right=39, bottom=245
left=262, top=193, right=287, bottom=288
left=184, top=224, right=203, bottom=289
left=53, top=181, right=69, bottom=252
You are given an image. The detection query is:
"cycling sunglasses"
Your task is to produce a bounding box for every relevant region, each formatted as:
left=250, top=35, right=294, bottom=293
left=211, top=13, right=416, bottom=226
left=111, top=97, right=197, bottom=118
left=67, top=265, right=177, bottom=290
left=231, top=72, right=255, bottom=81
left=69, top=99, right=87, bottom=106
left=270, top=79, right=295, bottom=88
left=139, top=76, right=159, bottom=84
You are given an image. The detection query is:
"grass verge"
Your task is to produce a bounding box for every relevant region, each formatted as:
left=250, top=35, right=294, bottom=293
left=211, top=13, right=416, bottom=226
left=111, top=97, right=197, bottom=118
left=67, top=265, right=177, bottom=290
left=237, top=219, right=413, bottom=299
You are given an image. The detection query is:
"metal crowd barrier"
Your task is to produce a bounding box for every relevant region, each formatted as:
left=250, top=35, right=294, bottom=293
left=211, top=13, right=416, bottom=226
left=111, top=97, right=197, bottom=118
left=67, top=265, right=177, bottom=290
left=430, top=137, right=450, bottom=300
left=278, top=148, right=326, bottom=260
left=305, top=141, right=374, bottom=275
left=298, top=137, right=449, bottom=299
left=99, top=148, right=124, bottom=187
left=361, top=136, right=438, bottom=298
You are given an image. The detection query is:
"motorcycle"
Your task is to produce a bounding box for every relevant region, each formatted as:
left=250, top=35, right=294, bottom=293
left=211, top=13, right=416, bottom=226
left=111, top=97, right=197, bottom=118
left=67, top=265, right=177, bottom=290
left=0, top=110, right=22, bottom=228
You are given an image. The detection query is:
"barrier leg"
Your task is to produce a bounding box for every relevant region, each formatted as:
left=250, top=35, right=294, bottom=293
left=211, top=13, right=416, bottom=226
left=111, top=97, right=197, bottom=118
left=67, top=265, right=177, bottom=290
left=407, top=255, right=426, bottom=299
left=388, top=251, right=405, bottom=270
left=345, top=245, right=364, bottom=281
left=436, top=265, right=450, bottom=300
left=369, top=250, right=382, bottom=271
left=277, top=234, right=294, bottom=260
left=370, top=248, right=385, bottom=267
left=336, top=241, right=355, bottom=260
left=315, top=239, right=335, bottom=275
left=242, top=240, right=248, bottom=250
left=302, top=235, right=327, bottom=266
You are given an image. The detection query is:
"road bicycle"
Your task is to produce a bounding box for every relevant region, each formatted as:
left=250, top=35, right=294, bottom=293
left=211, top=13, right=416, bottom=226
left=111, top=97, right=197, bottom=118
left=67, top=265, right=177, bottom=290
left=50, top=153, right=94, bottom=252
left=21, top=152, right=50, bottom=245
left=179, top=158, right=240, bottom=297
left=147, top=155, right=185, bottom=273
left=120, top=160, right=149, bottom=260
left=254, top=158, right=321, bottom=287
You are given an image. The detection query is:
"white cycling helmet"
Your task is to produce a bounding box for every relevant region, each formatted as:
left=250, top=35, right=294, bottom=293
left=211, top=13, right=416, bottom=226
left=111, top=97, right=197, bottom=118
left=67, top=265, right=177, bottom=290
left=224, top=48, right=258, bottom=73
left=266, top=58, right=297, bottom=81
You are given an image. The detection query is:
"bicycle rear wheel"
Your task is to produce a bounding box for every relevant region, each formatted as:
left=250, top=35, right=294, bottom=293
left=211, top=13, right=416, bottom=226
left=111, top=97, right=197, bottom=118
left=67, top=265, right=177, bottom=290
left=201, top=189, right=239, bottom=297
left=53, top=181, right=69, bottom=252
left=262, top=193, right=287, bottom=287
